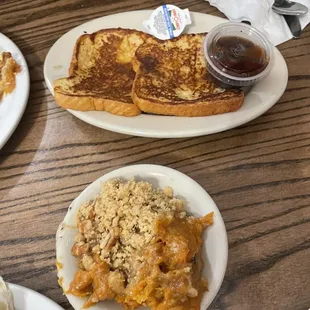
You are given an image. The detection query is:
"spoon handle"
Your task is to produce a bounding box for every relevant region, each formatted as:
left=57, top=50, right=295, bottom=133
left=284, top=15, right=301, bottom=38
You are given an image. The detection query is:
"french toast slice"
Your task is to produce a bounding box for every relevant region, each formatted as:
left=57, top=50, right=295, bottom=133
left=54, top=28, right=150, bottom=116
left=132, top=33, right=244, bottom=117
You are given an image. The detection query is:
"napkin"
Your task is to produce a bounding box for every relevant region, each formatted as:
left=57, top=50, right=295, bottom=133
left=207, top=0, right=310, bottom=45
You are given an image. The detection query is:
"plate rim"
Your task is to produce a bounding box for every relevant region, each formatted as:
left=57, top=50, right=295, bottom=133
left=43, top=10, right=288, bottom=138
left=56, top=164, right=228, bottom=310
left=0, top=32, right=30, bottom=149
left=7, top=283, right=64, bottom=310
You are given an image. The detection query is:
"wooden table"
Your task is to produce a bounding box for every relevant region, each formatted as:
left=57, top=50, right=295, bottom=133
left=1, top=1, right=310, bottom=309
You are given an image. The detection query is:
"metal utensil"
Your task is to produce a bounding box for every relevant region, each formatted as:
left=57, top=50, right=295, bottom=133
left=273, top=0, right=308, bottom=16
left=283, top=14, right=302, bottom=38
left=272, top=1, right=303, bottom=38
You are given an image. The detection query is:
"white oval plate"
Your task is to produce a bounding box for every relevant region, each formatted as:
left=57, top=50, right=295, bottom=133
left=7, top=283, right=64, bottom=310
left=56, top=164, right=228, bottom=310
left=44, top=10, right=288, bottom=138
left=0, top=33, right=30, bottom=149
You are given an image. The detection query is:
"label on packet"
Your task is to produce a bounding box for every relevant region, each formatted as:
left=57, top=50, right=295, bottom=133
left=143, top=4, right=192, bottom=40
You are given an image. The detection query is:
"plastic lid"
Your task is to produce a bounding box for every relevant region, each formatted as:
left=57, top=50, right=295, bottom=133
left=204, top=22, right=273, bottom=87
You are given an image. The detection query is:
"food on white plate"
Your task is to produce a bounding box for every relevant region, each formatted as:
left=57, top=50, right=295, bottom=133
left=63, top=178, right=213, bottom=309
left=53, top=28, right=150, bottom=116
left=0, top=277, right=14, bottom=310
left=0, top=52, right=21, bottom=101
left=132, top=32, right=244, bottom=116
left=53, top=27, right=244, bottom=117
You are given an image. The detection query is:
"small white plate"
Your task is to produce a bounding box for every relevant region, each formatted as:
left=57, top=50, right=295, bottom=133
left=44, top=10, right=288, bottom=138
left=56, top=164, right=228, bottom=310
left=0, top=33, right=30, bottom=149
left=7, top=283, right=64, bottom=310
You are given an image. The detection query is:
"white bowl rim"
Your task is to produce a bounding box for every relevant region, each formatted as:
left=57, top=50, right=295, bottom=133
left=56, top=164, right=228, bottom=310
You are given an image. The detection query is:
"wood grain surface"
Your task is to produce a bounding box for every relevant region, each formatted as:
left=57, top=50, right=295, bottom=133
left=1, top=0, right=310, bottom=309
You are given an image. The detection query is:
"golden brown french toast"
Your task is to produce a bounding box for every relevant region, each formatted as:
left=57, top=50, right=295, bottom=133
left=132, top=33, right=244, bottom=117
left=53, top=28, right=150, bottom=116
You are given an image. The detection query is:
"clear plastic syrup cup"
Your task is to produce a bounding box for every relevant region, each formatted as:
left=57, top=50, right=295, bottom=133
left=203, top=22, right=273, bottom=89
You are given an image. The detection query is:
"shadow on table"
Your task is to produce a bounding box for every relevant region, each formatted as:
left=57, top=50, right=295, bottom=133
left=0, top=30, right=48, bottom=188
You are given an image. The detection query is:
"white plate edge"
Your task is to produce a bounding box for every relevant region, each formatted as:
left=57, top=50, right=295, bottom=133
left=0, top=33, right=30, bottom=149
left=55, top=164, right=229, bottom=310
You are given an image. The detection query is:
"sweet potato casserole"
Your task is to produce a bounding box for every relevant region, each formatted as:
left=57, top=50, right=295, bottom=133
left=68, top=179, right=213, bottom=309
left=0, top=52, right=21, bottom=101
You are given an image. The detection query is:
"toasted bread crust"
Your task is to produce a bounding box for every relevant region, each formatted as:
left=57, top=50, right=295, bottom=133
left=54, top=91, right=141, bottom=116
left=54, top=28, right=149, bottom=116
left=132, top=33, right=244, bottom=117
left=69, top=28, right=150, bottom=76
left=132, top=89, right=244, bottom=117
left=55, top=29, right=244, bottom=118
